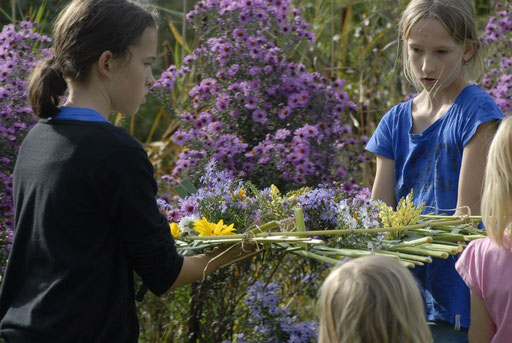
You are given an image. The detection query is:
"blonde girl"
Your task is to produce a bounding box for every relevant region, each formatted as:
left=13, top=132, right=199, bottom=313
left=366, top=0, right=503, bottom=339
left=456, top=116, right=512, bottom=343
left=0, top=1, right=250, bottom=341
left=317, top=255, right=432, bottom=343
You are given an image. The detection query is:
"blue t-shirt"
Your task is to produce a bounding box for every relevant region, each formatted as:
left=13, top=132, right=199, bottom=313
left=366, top=84, right=503, bottom=327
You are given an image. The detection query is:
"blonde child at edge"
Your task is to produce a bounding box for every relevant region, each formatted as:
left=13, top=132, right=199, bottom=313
left=456, top=116, right=512, bottom=343
left=365, top=0, right=503, bottom=339
left=317, top=255, right=432, bottom=343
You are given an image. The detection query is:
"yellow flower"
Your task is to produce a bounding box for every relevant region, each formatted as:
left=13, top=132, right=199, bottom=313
left=237, top=188, right=246, bottom=198
left=193, top=217, right=215, bottom=236
left=270, top=184, right=280, bottom=197
left=212, top=219, right=237, bottom=235
left=193, top=217, right=237, bottom=236
left=170, top=222, right=181, bottom=238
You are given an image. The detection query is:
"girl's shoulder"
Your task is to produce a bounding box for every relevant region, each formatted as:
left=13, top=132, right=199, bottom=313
left=382, top=99, right=413, bottom=122
left=465, top=235, right=512, bottom=259
left=457, top=85, right=502, bottom=112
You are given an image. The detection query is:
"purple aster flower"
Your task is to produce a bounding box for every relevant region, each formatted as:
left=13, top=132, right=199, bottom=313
left=180, top=198, right=198, bottom=216
left=252, top=109, right=268, bottom=124
left=172, top=130, right=189, bottom=145
left=274, top=129, right=290, bottom=140
left=246, top=37, right=258, bottom=49
left=244, top=95, right=259, bottom=109
left=233, top=27, right=248, bottom=41
left=248, top=66, right=261, bottom=76
left=216, top=96, right=229, bottom=112
left=293, top=144, right=309, bottom=157
left=278, top=106, right=292, bottom=119
left=239, top=11, right=252, bottom=24
left=287, top=93, right=301, bottom=108
left=248, top=79, right=260, bottom=91
left=208, top=121, right=223, bottom=134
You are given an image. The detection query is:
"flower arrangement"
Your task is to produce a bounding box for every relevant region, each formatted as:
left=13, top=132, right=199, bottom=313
left=153, top=0, right=367, bottom=192
left=0, top=21, right=50, bottom=265
left=482, top=1, right=512, bottom=116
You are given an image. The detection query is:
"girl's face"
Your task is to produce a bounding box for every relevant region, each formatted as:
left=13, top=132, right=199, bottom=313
left=406, top=19, right=470, bottom=96
left=108, top=27, right=157, bottom=115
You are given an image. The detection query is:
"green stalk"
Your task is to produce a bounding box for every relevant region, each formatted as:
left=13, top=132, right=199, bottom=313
left=420, top=214, right=482, bottom=221
left=393, top=247, right=449, bottom=259
left=378, top=250, right=433, bottom=263
left=432, top=234, right=466, bottom=242
left=463, top=235, right=487, bottom=241
left=400, top=260, right=416, bottom=268
left=290, top=249, right=344, bottom=265
left=422, top=243, right=463, bottom=253
left=385, top=236, right=433, bottom=248
left=294, top=207, right=307, bottom=250
left=402, top=259, right=424, bottom=266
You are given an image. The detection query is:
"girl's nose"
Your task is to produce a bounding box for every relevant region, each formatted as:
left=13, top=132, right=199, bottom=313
left=421, top=55, right=435, bottom=74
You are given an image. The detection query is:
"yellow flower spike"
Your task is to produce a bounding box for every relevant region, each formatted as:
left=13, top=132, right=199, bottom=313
left=170, top=222, right=181, bottom=238
left=238, top=188, right=246, bottom=198
left=270, top=184, right=280, bottom=196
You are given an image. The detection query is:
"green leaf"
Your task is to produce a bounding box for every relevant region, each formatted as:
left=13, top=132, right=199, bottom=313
left=174, top=184, right=189, bottom=198
left=180, top=179, right=198, bottom=194
left=0, top=6, right=12, bottom=22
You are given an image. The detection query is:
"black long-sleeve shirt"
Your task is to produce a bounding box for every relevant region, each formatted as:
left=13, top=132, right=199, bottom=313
left=0, top=118, right=183, bottom=342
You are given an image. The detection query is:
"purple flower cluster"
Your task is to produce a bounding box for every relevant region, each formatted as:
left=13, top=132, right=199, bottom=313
left=297, top=188, right=338, bottom=229
left=156, top=159, right=261, bottom=232
left=482, top=2, right=512, bottom=115
left=153, top=0, right=366, bottom=191
left=335, top=187, right=385, bottom=250
left=0, top=22, right=51, bottom=265
left=233, top=281, right=318, bottom=343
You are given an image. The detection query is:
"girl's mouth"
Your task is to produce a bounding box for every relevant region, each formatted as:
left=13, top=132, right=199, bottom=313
left=423, top=78, right=436, bottom=83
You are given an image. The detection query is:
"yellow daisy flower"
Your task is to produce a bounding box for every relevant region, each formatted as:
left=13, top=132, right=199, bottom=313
left=170, top=222, right=181, bottom=238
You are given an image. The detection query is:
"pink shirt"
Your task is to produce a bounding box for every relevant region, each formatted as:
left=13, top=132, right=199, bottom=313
left=456, top=236, right=512, bottom=343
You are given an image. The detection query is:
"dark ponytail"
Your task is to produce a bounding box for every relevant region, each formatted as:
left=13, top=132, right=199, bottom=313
left=28, top=58, right=68, bottom=119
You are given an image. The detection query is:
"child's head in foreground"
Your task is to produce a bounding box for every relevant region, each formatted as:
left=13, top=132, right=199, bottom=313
left=317, top=255, right=432, bottom=343
left=482, top=116, right=512, bottom=247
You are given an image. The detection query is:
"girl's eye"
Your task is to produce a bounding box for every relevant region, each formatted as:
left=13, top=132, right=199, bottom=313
left=410, top=47, right=421, bottom=53
left=437, top=50, right=448, bottom=55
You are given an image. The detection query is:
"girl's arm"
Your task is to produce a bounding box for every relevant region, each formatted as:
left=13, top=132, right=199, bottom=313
left=468, top=291, right=496, bottom=343
left=170, top=245, right=254, bottom=289
left=456, top=121, right=498, bottom=216
left=371, top=155, right=396, bottom=207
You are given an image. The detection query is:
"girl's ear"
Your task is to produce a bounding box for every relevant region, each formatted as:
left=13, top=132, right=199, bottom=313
left=98, top=51, right=114, bottom=80
left=463, top=41, right=478, bottom=63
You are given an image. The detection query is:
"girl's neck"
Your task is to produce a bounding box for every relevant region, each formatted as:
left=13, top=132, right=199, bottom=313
left=417, top=77, right=471, bottom=112
left=63, top=82, right=112, bottom=119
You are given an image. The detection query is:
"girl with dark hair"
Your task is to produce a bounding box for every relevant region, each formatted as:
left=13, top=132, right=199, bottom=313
left=0, top=1, right=251, bottom=341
